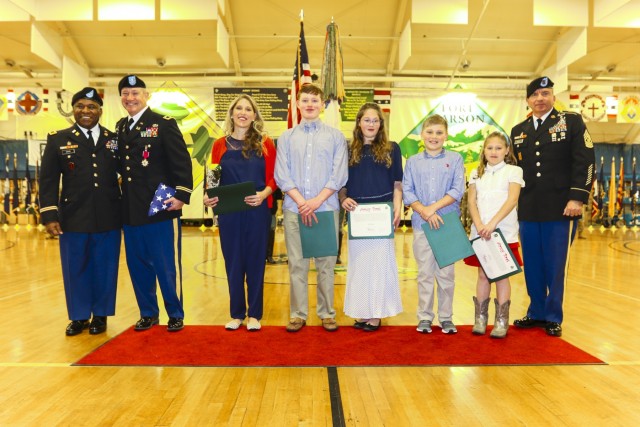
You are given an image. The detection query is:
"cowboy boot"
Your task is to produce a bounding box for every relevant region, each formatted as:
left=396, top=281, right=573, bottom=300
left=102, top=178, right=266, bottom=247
left=490, top=299, right=511, bottom=339
left=472, top=296, right=490, bottom=335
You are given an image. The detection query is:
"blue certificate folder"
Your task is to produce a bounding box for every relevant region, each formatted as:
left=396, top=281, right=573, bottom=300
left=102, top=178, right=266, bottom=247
left=421, top=211, right=474, bottom=268
left=298, top=211, right=338, bottom=258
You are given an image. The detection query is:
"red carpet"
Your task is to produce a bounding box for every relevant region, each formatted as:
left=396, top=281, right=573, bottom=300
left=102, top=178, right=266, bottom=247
left=75, top=325, right=603, bottom=367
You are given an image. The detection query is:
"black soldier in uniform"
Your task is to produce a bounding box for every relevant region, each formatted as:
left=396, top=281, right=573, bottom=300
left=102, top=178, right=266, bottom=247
left=39, top=87, right=121, bottom=336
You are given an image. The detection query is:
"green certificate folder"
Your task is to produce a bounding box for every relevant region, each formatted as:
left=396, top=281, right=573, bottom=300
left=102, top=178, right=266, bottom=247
left=421, top=211, right=474, bottom=268
left=206, top=181, right=256, bottom=215
left=298, top=211, right=338, bottom=258
left=470, top=228, right=522, bottom=282
left=348, top=202, right=394, bottom=240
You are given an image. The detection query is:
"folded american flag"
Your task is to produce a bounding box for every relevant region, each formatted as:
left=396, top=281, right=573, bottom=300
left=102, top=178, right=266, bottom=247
left=148, top=183, right=176, bottom=216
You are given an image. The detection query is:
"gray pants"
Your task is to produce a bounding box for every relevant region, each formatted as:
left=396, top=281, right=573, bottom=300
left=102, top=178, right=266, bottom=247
left=283, top=209, right=338, bottom=320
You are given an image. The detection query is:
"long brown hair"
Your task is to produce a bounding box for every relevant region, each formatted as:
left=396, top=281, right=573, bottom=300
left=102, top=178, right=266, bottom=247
left=349, top=103, right=392, bottom=168
left=224, top=94, right=266, bottom=158
left=476, top=131, right=517, bottom=178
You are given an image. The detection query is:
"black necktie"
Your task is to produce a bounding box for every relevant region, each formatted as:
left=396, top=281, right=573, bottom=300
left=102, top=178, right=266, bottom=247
left=87, top=129, right=93, bottom=144
left=126, top=118, right=134, bottom=134
left=536, top=118, right=543, bottom=130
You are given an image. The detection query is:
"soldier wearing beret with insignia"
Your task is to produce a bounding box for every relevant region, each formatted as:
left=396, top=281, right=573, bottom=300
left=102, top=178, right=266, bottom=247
left=510, top=76, right=595, bottom=337
left=39, top=87, right=121, bottom=336
left=116, top=75, right=193, bottom=333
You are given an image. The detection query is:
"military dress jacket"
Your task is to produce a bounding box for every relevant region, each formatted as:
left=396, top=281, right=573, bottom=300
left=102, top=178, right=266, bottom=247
left=116, top=108, right=193, bottom=226
left=510, top=109, right=595, bottom=222
left=39, top=125, right=122, bottom=233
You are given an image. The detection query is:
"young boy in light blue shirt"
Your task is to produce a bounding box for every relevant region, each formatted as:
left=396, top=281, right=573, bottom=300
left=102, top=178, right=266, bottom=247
left=402, top=114, right=465, bottom=334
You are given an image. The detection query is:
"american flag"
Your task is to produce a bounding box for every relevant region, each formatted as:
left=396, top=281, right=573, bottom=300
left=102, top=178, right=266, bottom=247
left=374, top=90, right=391, bottom=114
left=148, top=183, right=175, bottom=216
left=287, top=19, right=312, bottom=128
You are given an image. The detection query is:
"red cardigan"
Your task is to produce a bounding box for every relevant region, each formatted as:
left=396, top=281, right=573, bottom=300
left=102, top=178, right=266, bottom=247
left=210, top=136, right=277, bottom=208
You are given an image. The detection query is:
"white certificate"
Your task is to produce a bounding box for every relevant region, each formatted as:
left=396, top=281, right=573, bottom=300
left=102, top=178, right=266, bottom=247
left=348, top=202, right=394, bottom=239
left=471, top=229, right=522, bottom=281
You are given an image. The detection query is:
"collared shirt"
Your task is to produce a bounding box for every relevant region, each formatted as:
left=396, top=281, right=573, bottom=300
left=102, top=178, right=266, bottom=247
left=128, top=106, right=149, bottom=129
left=468, top=161, right=525, bottom=242
left=533, top=109, right=552, bottom=129
left=77, top=123, right=100, bottom=145
left=402, top=149, right=465, bottom=229
left=274, top=119, right=348, bottom=213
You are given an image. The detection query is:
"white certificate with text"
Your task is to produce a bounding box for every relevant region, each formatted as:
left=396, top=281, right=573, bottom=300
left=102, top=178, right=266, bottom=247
left=348, top=203, right=394, bottom=239
left=471, top=229, right=522, bottom=281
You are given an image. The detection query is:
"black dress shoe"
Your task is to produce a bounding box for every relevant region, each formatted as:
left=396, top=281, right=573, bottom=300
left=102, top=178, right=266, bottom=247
left=545, top=322, right=562, bottom=337
left=89, top=316, right=107, bottom=335
left=66, top=320, right=90, bottom=336
left=134, top=316, right=159, bottom=331
left=353, top=321, right=367, bottom=329
left=514, top=316, right=547, bottom=328
left=167, top=317, right=184, bottom=332
left=363, top=321, right=381, bottom=332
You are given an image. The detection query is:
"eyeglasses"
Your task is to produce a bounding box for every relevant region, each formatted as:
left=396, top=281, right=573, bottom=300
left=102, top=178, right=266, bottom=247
left=362, top=118, right=381, bottom=125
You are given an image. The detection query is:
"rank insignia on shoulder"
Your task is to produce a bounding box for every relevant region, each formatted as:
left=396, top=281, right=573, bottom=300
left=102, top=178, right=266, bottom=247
left=49, top=130, right=57, bottom=135
left=513, top=132, right=526, bottom=145
left=163, top=116, right=172, bottom=120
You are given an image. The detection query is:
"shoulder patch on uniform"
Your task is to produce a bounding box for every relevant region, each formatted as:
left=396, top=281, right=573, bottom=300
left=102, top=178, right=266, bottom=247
left=48, top=130, right=57, bottom=135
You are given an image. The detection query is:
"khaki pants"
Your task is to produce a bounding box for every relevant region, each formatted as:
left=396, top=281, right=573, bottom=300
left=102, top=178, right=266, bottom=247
left=412, top=230, right=455, bottom=323
left=283, top=209, right=339, bottom=320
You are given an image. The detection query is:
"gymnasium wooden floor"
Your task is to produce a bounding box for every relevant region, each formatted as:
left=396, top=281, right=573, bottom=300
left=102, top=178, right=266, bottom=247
left=1, top=222, right=639, bottom=426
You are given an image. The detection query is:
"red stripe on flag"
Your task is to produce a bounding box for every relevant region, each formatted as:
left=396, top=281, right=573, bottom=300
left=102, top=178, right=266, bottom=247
left=287, top=21, right=312, bottom=129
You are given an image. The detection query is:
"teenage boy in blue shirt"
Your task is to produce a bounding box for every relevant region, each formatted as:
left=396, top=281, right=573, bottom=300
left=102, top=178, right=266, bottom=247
left=274, top=84, right=348, bottom=333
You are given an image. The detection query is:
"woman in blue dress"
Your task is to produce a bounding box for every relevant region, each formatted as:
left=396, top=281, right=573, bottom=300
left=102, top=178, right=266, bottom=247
left=339, top=103, right=403, bottom=331
left=203, top=95, right=276, bottom=332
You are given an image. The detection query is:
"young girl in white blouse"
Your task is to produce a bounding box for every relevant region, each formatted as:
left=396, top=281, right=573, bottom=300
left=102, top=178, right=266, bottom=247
left=465, top=132, right=525, bottom=338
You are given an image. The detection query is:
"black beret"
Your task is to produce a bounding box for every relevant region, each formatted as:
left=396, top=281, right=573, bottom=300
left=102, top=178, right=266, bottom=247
left=526, top=76, right=554, bottom=98
left=118, top=75, right=146, bottom=93
left=71, top=87, right=103, bottom=106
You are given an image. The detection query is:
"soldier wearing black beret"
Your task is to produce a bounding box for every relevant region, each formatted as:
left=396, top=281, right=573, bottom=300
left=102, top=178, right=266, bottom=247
left=39, top=86, right=121, bottom=336
left=510, top=76, right=595, bottom=337
left=116, top=74, right=193, bottom=333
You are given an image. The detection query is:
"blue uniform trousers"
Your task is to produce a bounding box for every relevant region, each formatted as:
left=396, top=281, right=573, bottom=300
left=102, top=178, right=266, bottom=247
left=218, top=204, right=270, bottom=320
left=123, top=219, right=184, bottom=318
left=59, top=230, right=121, bottom=320
left=519, top=220, right=576, bottom=324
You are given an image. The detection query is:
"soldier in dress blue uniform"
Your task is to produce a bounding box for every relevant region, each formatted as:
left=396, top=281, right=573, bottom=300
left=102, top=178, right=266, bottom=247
left=510, top=77, right=595, bottom=337
left=39, top=87, right=121, bottom=336
left=116, top=75, right=193, bottom=332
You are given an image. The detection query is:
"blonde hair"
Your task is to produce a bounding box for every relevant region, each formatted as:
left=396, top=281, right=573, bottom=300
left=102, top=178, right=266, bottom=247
left=224, top=94, right=266, bottom=158
left=349, top=103, right=392, bottom=168
left=476, top=131, right=517, bottom=178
